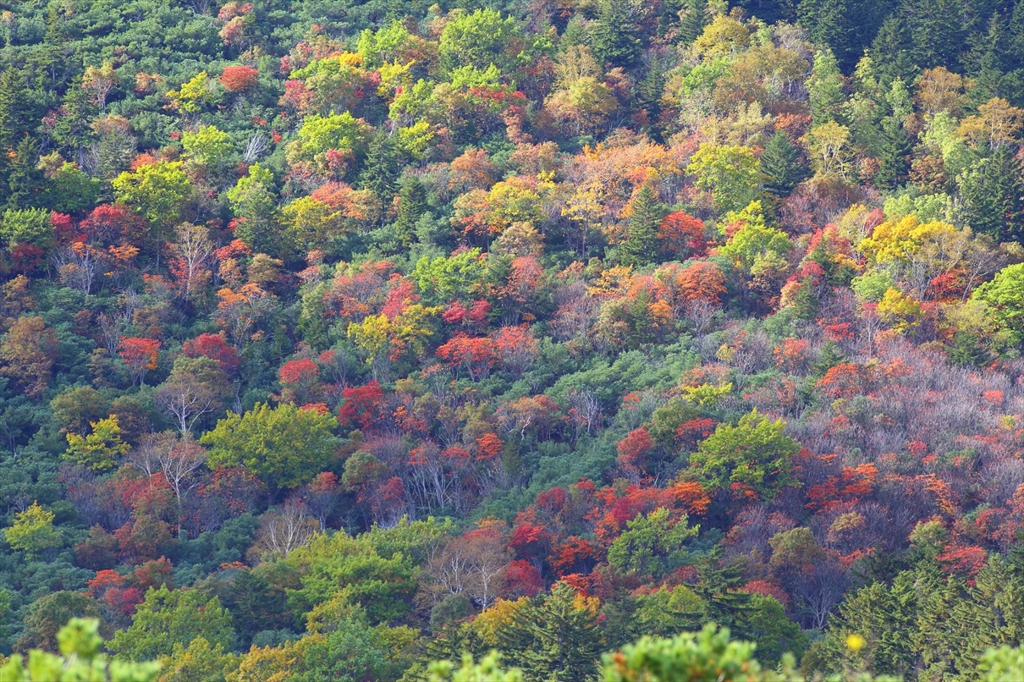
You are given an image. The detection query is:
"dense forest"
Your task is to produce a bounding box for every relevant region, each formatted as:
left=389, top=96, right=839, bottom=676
left=2, top=0, right=1024, bottom=678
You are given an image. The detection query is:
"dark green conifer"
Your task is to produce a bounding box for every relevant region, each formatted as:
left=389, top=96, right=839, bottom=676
left=393, top=177, right=428, bottom=248
left=875, top=121, right=913, bottom=190
left=7, top=135, right=46, bottom=209
left=960, top=145, right=1024, bottom=243
left=620, top=183, right=663, bottom=268
left=760, top=131, right=808, bottom=197
left=360, top=129, right=402, bottom=228
left=497, top=582, right=603, bottom=682
left=591, top=0, right=641, bottom=68
left=679, top=0, right=710, bottom=44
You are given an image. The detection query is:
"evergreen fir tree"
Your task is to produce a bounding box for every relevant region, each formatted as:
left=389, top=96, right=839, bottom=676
left=0, top=68, right=31, bottom=157
left=950, top=557, right=1024, bottom=676
left=738, top=0, right=797, bottom=26
left=798, top=0, right=851, bottom=67
left=1009, top=527, right=1024, bottom=579
left=946, top=330, right=991, bottom=367
left=656, top=0, right=685, bottom=39
left=806, top=49, right=846, bottom=126
left=760, top=131, right=808, bottom=197
left=591, top=0, right=642, bottom=68
left=820, top=574, right=918, bottom=676
left=689, top=549, right=753, bottom=631
left=870, top=15, right=920, bottom=88
left=637, top=56, right=669, bottom=136
left=52, top=84, right=96, bottom=168
left=968, top=14, right=1020, bottom=107
left=360, top=129, right=402, bottom=228
left=1010, top=0, right=1024, bottom=65
left=393, top=177, right=428, bottom=248
left=912, top=560, right=962, bottom=679
left=811, top=340, right=847, bottom=378
left=7, top=135, right=46, bottom=209
left=679, top=0, right=710, bottom=45
left=620, top=183, right=663, bottom=268
left=876, top=120, right=913, bottom=189
left=960, top=145, right=1024, bottom=243
left=907, top=0, right=969, bottom=72
left=497, top=582, right=603, bottom=682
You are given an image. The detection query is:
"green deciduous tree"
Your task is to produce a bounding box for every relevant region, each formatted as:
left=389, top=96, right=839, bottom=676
left=284, top=530, right=419, bottom=625
left=607, top=508, right=699, bottom=579
left=2, top=618, right=161, bottom=681
left=63, top=415, right=130, bottom=472
left=686, top=144, right=762, bottom=213
left=438, top=9, right=524, bottom=76
left=201, top=402, right=339, bottom=501
left=110, top=587, right=234, bottom=662
left=155, top=356, right=231, bottom=436
left=181, top=125, right=235, bottom=187
left=690, top=409, right=800, bottom=500
left=973, top=263, right=1024, bottom=345
left=0, top=208, right=54, bottom=250
left=18, top=593, right=104, bottom=653
left=4, top=501, right=61, bottom=557
left=159, top=636, right=237, bottom=682
left=112, top=161, right=193, bottom=258
left=287, top=112, right=372, bottom=178
left=717, top=202, right=792, bottom=271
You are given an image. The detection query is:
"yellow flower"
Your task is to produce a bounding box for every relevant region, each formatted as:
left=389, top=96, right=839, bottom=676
left=846, top=634, right=867, bottom=653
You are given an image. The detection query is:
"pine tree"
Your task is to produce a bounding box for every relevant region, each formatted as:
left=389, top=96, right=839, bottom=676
left=591, top=0, right=641, bottom=68
left=620, top=183, right=663, bottom=268
left=960, top=145, right=1024, bottom=243
left=760, top=131, right=808, bottom=197
left=44, top=1, right=69, bottom=45
left=393, top=177, right=428, bottom=248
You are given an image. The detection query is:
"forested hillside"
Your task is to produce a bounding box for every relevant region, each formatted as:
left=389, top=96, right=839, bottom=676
left=1, top=0, right=1024, bottom=678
